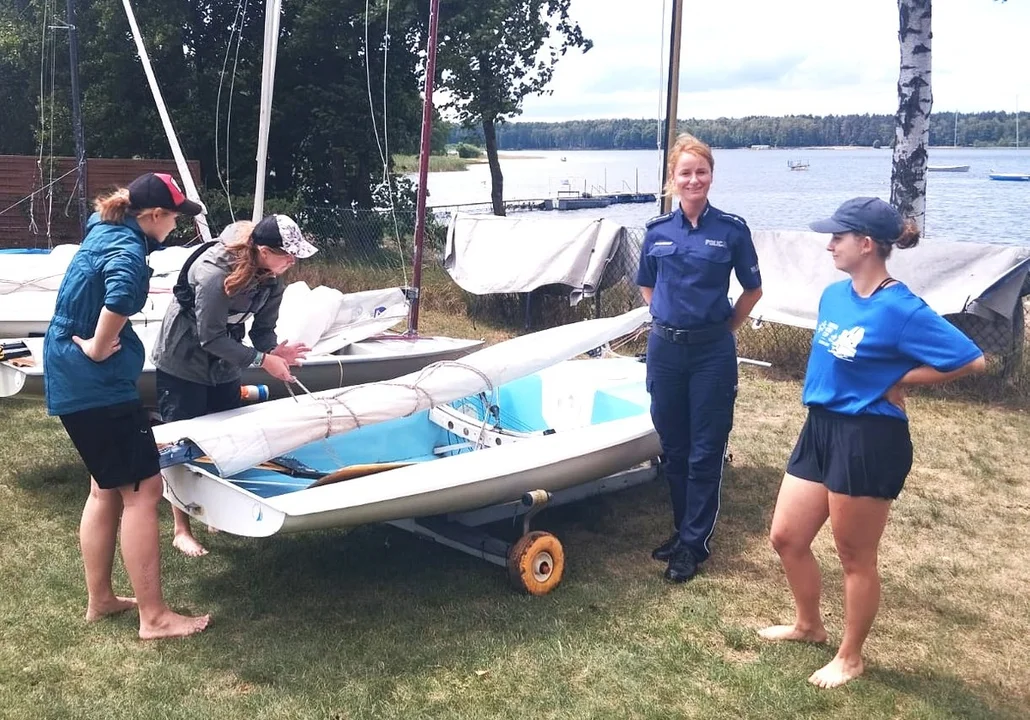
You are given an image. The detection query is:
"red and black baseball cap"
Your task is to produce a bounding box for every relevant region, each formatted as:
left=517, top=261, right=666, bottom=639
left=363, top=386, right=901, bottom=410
left=128, top=173, right=206, bottom=216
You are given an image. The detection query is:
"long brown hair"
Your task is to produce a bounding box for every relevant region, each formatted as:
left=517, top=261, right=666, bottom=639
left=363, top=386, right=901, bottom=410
left=222, top=221, right=274, bottom=296
left=876, top=218, right=921, bottom=258
left=662, top=133, right=715, bottom=197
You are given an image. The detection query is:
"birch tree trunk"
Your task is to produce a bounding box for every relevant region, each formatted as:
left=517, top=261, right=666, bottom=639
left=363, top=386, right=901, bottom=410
left=891, top=0, right=933, bottom=232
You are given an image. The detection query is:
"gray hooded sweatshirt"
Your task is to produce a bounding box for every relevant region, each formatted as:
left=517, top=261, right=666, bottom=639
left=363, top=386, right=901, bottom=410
left=152, top=238, right=284, bottom=386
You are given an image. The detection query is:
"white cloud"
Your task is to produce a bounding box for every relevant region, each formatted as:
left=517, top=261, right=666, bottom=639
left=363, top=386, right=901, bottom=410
left=513, top=0, right=1030, bottom=121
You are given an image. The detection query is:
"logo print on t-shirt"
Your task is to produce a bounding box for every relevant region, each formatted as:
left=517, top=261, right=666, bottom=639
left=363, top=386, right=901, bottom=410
left=829, top=326, right=865, bottom=361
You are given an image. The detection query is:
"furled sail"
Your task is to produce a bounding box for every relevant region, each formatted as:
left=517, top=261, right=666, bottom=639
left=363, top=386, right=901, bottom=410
left=155, top=307, right=651, bottom=476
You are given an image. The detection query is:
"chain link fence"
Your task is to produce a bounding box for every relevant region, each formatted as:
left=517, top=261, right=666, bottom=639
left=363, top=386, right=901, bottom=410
left=290, top=210, right=1030, bottom=402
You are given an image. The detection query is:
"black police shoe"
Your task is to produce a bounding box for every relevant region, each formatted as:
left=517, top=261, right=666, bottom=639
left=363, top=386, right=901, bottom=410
left=651, top=532, right=680, bottom=561
left=664, top=546, right=700, bottom=583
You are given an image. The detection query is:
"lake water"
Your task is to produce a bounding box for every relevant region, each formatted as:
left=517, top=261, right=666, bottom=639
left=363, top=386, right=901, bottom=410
left=421, top=147, right=1030, bottom=244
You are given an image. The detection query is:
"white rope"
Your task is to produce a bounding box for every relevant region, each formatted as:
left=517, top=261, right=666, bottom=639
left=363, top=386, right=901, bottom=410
left=363, top=0, right=408, bottom=287
left=0, top=165, right=79, bottom=218
left=215, top=0, right=250, bottom=222
left=31, top=0, right=51, bottom=240
left=46, top=21, right=57, bottom=247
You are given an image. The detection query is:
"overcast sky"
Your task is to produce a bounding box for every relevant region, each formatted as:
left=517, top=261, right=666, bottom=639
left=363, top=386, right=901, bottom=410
left=512, top=0, right=1028, bottom=121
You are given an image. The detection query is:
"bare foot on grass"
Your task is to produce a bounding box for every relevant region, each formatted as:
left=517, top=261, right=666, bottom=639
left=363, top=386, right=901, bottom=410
left=139, top=611, right=211, bottom=641
left=86, top=596, right=137, bottom=622
left=172, top=532, right=208, bottom=557
left=757, top=624, right=828, bottom=643
left=808, top=655, right=864, bottom=688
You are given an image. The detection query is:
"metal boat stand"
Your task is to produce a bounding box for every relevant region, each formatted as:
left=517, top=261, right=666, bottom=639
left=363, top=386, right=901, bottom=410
left=385, top=460, right=660, bottom=595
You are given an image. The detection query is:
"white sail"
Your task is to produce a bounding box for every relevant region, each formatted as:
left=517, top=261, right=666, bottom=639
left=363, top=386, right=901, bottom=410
left=153, top=306, right=651, bottom=476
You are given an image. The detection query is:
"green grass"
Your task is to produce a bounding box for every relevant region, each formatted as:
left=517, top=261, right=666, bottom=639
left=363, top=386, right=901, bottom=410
left=2, top=274, right=1029, bottom=719
left=391, top=155, right=477, bottom=173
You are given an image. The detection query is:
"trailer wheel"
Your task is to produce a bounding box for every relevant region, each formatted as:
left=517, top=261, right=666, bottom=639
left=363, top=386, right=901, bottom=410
left=507, top=531, right=565, bottom=595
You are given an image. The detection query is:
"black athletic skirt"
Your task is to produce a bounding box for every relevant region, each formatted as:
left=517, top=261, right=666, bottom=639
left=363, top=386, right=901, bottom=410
left=786, top=405, right=913, bottom=500
left=59, top=400, right=160, bottom=491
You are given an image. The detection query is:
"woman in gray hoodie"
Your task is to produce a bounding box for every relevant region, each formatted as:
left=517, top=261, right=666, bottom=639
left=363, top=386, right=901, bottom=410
left=152, top=214, right=317, bottom=556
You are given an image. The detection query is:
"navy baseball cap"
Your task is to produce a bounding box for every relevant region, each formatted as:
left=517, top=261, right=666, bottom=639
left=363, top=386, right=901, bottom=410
left=128, top=173, right=205, bottom=216
left=809, top=197, right=904, bottom=244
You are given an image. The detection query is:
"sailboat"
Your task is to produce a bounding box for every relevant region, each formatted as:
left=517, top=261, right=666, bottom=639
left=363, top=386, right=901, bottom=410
left=143, top=0, right=668, bottom=596
left=989, top=98, right=1029, bottom=181
left=928, top=112, right=970, bottom=172
left=0, top=0, right=483, bottom=402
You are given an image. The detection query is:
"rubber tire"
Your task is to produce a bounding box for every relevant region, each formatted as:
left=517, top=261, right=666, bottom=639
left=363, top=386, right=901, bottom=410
left=507, top=531, right=565, bottom=596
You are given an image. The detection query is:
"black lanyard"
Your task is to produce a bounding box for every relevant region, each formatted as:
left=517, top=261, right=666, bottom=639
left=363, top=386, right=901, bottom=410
left=873, top=277, right=896, bottom=294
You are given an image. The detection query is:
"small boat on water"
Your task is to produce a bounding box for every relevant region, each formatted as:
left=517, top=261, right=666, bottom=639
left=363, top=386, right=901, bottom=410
left=927, top=164, right=970, bottom=172
left=988, top=171, right=1030, bottom=182
left=787, top=160, right=809, bottom=171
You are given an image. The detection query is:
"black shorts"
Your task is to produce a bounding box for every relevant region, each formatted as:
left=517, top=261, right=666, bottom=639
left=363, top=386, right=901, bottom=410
left=59, top=401, right=161, bottom=490
left=786, top=406, right=913, bottom=500
left=156, top=369, right=241, bottom=423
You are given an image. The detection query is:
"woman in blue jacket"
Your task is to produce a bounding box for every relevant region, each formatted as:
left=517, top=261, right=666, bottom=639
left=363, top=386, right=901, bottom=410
left=44, top=173, right=210, bottom=640
left=758, top=198, right=985, bottom=688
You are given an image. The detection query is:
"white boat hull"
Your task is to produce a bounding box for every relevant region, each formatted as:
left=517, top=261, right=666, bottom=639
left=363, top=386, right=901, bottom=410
left=163, top=414, right=659, bottom=537
left=159, top=356, right=660, bottom=537
left=0, top=334, right=484, bottom=405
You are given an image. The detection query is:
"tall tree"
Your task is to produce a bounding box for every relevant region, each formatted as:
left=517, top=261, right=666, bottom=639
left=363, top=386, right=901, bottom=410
left=891, top=0, right=932, bottom=232
left=435, top=0, right=591, bottom=215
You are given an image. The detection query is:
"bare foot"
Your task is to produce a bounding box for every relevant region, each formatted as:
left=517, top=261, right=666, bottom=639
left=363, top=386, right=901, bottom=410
left=85, top=596, right=138, bottom=623
left=172, top=533, right=209, bottom=557
left=808, top=655, right=864, bottom=689
left=757, top=624, right=828, bottom=643
left=139, top=610, right=211, bottom=641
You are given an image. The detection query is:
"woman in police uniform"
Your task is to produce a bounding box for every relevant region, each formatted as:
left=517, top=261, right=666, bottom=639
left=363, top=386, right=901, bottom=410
left=636, top=134, right=763, bottom=583
left=758, top=198, right=984, bottom=689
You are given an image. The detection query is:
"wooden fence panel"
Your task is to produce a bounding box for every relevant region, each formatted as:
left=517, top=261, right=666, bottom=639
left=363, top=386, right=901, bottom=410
left=0, top=156, right=201, bottom=249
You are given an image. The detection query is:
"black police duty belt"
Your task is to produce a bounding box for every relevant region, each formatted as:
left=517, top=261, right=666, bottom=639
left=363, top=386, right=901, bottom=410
left=651, top=321, right=730, bottom=345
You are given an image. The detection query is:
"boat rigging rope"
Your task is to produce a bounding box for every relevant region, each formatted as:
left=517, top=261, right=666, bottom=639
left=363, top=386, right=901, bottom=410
left=363, top=0, right=408, bottom=288
left=279, top=359, right=497, bottom=450
left=214, top=0, right=250, bottom=221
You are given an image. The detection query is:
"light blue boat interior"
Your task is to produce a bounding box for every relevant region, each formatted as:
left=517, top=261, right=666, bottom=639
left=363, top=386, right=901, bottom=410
left=201, top=368, right=649, bottom=500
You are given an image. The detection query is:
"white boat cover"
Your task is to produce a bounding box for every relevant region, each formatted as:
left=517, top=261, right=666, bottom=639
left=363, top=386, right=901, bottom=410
left=153, top=306, right=651, bottom=476
left=273, top=283, right=408, bottom=355
left=443, top=213, right=633, bottom=305
left=0, top=244, right=196, bottom=295
left=730, top=232, right=1030, bottom=341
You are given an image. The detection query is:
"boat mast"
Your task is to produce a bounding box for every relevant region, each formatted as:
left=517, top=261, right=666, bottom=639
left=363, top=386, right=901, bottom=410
left=121, top=0, right=212, bottom=241
left=659, top=0, right=684, bottom=214
left=253, top=0, right=282, bottom=222
left=66, top=0, right=88, bottom=234
left=405, top=0, right=442, bottom=336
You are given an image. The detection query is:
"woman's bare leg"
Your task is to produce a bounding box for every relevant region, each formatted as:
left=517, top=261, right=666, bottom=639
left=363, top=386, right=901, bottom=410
left=119, top=474, right=210, bottom=640
left=171, top=505, right=207, bottom=557
left=758, top=473, right=830, bottom=643
left=80, top=478, right=137, bottom=621
left=808, top=492, right=891, bottom=689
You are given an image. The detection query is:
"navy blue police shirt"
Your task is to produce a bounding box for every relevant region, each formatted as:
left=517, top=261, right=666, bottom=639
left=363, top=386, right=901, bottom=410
left=636, top=204, right=762, bottom=328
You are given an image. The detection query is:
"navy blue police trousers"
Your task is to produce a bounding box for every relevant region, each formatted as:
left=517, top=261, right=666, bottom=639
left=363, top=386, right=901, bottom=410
left=645, top=329, right=737, bottom=562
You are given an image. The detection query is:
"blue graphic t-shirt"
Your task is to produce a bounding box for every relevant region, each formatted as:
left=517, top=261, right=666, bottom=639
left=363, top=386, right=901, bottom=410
left=802, top=280, right=983, bottom=419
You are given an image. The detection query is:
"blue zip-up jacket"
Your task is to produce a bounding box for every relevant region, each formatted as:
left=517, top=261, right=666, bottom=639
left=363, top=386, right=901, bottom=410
left=43, top=213, right=153, bottom=416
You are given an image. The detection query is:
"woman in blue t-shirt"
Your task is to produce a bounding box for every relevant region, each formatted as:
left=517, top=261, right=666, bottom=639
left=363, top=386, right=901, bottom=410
left=757, top=197, right=985, bottom=689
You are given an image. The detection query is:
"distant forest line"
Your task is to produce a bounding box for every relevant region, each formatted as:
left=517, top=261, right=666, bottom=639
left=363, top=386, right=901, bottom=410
left=450, top=112, right=1025, bottom=151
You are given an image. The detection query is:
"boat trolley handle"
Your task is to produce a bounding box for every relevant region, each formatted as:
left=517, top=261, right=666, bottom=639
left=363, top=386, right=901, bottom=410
left=520, top=489, right=552, bottom=536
